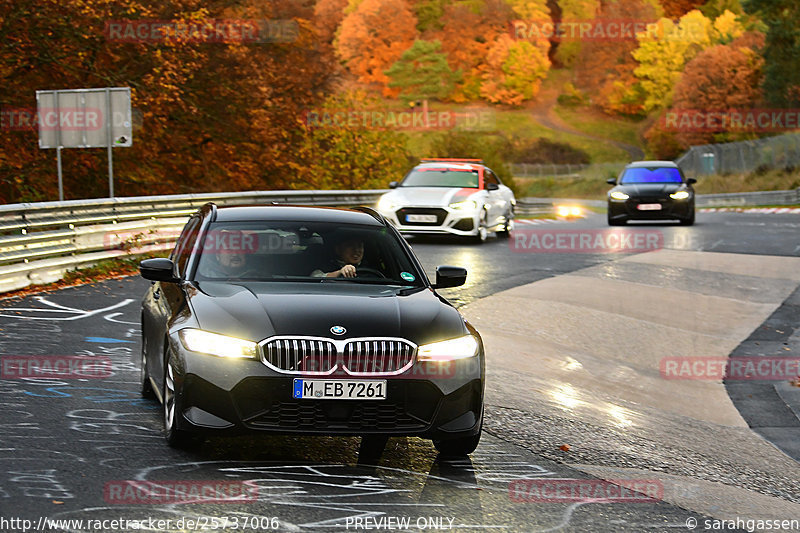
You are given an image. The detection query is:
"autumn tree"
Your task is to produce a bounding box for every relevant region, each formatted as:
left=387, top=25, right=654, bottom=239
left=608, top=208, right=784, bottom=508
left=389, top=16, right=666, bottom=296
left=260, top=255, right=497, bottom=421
left=314, top=0, right=349, bottom=43
left=428, top=0, right=513, bottom=101
left=290, top=92, right=412, bottom=190
left=0, top=0, right=336, bottom=202
left=385, top=40, right=460, bottom=102
left=645, top=32, right=765, bottom=157
left=659, top=0, right=704, bottom=18
left=552, top=0, right=599, bottom=67
left=632, top=10, right=713, bottom=112
left=480, top=34, right=551, bottom=106
left=701, top=0, right=744, bottom=19
left=572, top=0, right=662, bottom=115
left=632, top=9, right=747, bottom=112
left=743, top=0, right=800, bottom=107
left=335, top=0, right=418, bottom=94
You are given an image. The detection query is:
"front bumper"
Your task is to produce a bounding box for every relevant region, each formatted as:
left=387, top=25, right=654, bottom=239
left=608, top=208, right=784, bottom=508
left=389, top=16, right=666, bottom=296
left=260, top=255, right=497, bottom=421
left=170, top=345, right=484, bottom=440
left=608, top=198, right=694, bottom=221
left=377, top=206, right=482, bottom=237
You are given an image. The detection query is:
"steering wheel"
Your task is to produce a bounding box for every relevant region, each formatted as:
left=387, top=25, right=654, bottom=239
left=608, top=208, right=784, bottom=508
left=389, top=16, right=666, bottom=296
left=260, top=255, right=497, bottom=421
left=356, top=266, right=386, bottom=278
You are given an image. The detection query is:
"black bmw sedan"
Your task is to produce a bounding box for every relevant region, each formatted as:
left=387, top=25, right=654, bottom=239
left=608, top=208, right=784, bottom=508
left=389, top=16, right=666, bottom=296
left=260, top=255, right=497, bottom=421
left=138, top=203, right=484, bottom=456
left=606, top=161, right=696, bottom=226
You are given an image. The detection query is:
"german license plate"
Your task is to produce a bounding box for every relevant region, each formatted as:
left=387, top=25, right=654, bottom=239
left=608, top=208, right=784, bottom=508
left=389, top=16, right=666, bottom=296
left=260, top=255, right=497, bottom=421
left=637, top=203, right=662, bottom=211
left=406, top=214, right=437, bottom=223
left=293, top=379, right=387, bottom=400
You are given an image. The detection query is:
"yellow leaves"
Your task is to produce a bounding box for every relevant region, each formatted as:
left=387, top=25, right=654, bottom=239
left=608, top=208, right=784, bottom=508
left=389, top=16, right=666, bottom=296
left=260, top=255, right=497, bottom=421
left=506, top=0, right=550, bottom=21
left=713, top=10, right=745, bottom=43
left=480, top=34, right=550, bottom=106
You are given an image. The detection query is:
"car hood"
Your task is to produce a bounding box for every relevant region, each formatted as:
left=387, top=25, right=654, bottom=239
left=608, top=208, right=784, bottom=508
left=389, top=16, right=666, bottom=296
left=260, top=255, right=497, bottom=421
left=615, top=183, right=685, bottom=196
left=384, top=187, right=479, bottom=207
left=187, top=282, right=467, bottom=346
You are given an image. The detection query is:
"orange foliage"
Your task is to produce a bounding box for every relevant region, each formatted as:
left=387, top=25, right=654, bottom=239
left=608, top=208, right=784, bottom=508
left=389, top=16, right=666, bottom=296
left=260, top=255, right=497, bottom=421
left=0, top=0, right=336, bottom=202
left=314, top=0, right=349, bottom=43
left=426, top=0, right=513, bottom=101
left=335, top=0, right=417, bottom=93
left=574, top=0, right=661, bottom=115
left=668, top=32, right=765, bottom=146
left=659, top=0, right=704, bottom=18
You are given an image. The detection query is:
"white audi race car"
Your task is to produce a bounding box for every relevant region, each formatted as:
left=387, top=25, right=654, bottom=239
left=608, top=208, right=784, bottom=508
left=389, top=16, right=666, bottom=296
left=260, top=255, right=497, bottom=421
left=376, top=159, right=516, bottom=243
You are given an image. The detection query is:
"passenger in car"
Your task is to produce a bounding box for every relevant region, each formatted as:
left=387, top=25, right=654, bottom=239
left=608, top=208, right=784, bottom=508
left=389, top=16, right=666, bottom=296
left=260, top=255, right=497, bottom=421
left=311, top=236, right=365, bottom=278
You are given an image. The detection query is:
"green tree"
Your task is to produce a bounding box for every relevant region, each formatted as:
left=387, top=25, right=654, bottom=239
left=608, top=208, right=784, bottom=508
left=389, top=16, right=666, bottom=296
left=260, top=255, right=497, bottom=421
left=385, top=40, right=461, bottom=102
left=743, top=0, right=800, bottom=107
left=411, top=0, right=451, bottom=31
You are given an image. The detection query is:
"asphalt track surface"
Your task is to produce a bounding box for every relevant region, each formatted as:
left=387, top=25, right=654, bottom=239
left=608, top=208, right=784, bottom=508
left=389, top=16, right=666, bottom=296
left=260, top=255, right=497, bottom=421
left=0, top=210, right=798, bottom=532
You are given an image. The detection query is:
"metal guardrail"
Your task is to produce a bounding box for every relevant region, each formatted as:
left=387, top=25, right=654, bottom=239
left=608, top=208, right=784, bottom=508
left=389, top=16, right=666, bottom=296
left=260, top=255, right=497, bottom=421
left=0, top=190, right=386, bottom=294
left=695, top=189, right=800, bottom=207
left=1, top=188, right=798, bottom=295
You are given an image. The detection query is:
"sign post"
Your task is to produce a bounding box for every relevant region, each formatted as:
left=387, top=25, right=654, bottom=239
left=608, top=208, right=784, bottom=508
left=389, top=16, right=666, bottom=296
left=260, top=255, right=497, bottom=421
left=36, top=87, right=132, bottom=200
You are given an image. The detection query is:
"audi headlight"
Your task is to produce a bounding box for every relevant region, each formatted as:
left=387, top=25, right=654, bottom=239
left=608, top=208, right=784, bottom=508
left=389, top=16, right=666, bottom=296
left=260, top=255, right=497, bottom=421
left=417, top=335, right=479, bottom=362
left=377, top=196, right=396, bottom=212
left=179, top=329, right=258, bottom=359
left=610, top=191, right=629, bottom=201
left=449, top=200, right=478, bottom=210
left=670, top=191, right=691, bottom=200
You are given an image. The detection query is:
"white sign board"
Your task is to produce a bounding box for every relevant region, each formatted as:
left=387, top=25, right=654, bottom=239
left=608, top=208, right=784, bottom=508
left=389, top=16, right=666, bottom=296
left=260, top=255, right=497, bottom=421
left=36, top=88, right=132, bottom=149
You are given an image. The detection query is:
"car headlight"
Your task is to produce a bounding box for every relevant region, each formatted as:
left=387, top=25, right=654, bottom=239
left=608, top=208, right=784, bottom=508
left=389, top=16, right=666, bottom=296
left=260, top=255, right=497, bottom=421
left=610, top=191, right=629, bottom=201
left=179, top=329, right=258, bottom=359
left=449, top=200, right=478, bottom=210
left=670, top=191, right=691, bottom=200
left=377, top=196, right=396, bottom=212
left=557, top=205, right=583, bottom=217
left=417, top=335, right=479, bottom=362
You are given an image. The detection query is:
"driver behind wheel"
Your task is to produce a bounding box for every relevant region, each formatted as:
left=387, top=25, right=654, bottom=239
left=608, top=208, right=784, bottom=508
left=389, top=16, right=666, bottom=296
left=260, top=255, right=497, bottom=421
left=311, top=236, right=365, bottom=278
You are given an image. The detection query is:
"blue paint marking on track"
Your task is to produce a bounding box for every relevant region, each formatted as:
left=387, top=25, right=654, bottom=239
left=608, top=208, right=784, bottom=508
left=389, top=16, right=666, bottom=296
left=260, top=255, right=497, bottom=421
left=85, top=337, right=133, bottom=344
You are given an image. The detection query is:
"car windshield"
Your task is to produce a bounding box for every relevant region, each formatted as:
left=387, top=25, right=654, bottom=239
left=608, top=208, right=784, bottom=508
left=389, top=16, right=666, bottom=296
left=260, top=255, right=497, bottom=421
left=620, top=167, right=683, bottom=184
left=401, top=169, right=479, bottom=188
left=193, top=221, right=424, bottom=286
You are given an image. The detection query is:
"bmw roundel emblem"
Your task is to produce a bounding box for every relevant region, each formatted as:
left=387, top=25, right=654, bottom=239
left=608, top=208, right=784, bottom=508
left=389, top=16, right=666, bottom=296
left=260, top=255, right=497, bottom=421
left=330, top=325, right=346, bottom=336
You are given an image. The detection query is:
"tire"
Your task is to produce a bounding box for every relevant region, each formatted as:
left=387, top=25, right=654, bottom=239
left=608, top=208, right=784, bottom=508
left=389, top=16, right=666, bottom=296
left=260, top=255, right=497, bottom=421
left=139, top=337, right=155, bottom=399
left=498, top=208, right=514, bottom=239
left=162, top=349, right=197, bottom=448
left=472, top=210, right=489, bottom=244
left=680, top=210, right=695, bottom=226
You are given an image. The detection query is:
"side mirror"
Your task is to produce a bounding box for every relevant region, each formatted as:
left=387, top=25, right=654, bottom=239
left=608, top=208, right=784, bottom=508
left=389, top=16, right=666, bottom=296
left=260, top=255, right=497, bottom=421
left=433, top=265, right=467, bottom=289
left=687, top=178, right=697, bottom=184
left=486, top=182, right=499, bottom=191
left=389, top=181, right=399, bottom=189
left=140, top=258, right=179, bottom=283
left=606, top=178, right=617, bottom=185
